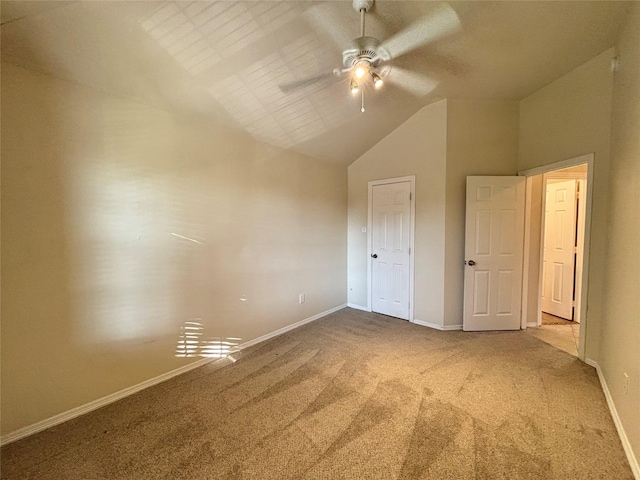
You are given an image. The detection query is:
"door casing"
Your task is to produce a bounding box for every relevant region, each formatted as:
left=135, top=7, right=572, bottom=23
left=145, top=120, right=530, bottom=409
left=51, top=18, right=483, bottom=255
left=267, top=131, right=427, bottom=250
left=367, top=176, right=416, bottom=321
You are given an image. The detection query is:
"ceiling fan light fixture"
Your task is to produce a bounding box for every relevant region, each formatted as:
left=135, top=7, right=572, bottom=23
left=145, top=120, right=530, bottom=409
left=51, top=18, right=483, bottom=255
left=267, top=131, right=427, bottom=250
left=371, top=72, right=383, bottom=89
left=282, top=0, right=458, bottom=113
left=354, top=60, right=369, bottom=79
left=350, top=78, right=359, bottom=94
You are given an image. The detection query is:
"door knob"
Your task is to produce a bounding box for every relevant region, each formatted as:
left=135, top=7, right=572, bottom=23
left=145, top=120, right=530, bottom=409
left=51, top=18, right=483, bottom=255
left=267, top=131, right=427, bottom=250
left=371, top=254, right=378, bottom=258
left=466, top=260, right=476, bottom=266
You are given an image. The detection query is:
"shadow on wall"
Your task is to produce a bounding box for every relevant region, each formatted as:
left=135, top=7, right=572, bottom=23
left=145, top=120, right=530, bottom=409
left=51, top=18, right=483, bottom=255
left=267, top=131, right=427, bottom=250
left=65, top=103, right=218, bottom=347
left=2, top=62, right=347, bottom=435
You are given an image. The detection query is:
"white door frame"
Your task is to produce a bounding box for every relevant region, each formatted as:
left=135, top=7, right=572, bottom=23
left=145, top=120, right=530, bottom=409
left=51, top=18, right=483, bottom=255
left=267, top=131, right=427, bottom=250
left=519, top=153, right=594, bottom=361
left=367, top=176, right=416, bottom=320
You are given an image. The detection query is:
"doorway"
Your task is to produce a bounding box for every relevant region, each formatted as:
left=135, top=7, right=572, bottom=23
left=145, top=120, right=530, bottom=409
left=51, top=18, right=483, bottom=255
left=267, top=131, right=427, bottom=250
left=520, top=155, right=593, bottom=360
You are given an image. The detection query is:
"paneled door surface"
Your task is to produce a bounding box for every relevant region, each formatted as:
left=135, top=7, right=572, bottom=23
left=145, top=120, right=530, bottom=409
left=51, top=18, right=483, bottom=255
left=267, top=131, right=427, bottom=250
left=541, top=179, right=577, bottom=320
left=371, top=181, right=411, bottom=320
left=463, top=176, right=525, bottom=331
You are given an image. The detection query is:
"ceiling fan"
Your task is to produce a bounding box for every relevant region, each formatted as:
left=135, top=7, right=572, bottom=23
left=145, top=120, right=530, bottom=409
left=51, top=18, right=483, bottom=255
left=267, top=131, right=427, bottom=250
left=279, top=0, right=461, bottom=112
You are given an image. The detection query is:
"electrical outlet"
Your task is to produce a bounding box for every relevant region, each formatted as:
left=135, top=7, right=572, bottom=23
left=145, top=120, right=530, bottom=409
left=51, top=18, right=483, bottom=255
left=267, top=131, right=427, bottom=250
left=623, top=373, right=629, bottom=396
left=299, top=293, right=305, bottom=304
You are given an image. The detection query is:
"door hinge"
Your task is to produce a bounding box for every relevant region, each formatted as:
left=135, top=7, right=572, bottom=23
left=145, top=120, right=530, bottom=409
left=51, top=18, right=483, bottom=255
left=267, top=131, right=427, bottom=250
left=409, top=192, right=412, bottom=201
left=408, top=247, right=411, bottom=255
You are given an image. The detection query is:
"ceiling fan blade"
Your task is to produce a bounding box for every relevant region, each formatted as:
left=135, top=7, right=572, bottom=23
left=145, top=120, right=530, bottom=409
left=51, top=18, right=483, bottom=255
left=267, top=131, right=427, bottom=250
left=379, top=3, right=460, bottom=60
left=305, top=3, right=357, bottom=52
left=279, top=72, right=338, bottom=94
left=386, top=67, right=438, bottom=97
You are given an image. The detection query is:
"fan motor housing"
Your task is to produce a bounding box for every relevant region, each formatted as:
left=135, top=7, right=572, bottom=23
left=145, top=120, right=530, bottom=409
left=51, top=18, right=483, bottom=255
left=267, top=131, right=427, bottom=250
left=342, top=36, right=390, bottom=70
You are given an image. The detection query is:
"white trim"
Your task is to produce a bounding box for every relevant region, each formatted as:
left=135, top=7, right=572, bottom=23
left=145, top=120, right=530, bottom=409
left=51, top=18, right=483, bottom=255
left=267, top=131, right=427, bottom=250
left=519, top=153, right=594, bottom=361
left=412, top=319, right=463, bottom=331
left=585, top=359, right=640, bottom=479
left=0, top=304, right=347, bottom=446
left=526, top=322, right=538, bottom=328
left=347, top=303, right=371, bottom=312
left=367, top=176, right=416, bottom=320
left=238, top=304, right=347, bottom=350
left=0, top=356, right=216, bottom=446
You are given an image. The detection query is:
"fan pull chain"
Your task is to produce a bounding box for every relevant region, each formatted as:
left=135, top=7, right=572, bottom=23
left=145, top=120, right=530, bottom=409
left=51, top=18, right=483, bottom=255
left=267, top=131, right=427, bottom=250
left=361, top=88, right=365, bottom=113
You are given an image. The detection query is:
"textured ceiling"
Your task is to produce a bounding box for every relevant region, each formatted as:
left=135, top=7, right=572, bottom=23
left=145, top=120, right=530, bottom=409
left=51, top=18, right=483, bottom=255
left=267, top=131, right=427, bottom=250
left=0, top=1, right=631, bottom=165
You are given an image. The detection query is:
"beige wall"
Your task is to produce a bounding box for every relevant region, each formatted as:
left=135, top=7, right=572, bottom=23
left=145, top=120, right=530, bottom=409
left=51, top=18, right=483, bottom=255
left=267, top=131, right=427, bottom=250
left=347, top=100, right=448, bottom=325
left=601, top=2, right=640, bottom=460
left=518, top=48, right=614, bottom=360
left=443, top=100, right=519, bottom=327
left=1, top=63, right=347, bottom=436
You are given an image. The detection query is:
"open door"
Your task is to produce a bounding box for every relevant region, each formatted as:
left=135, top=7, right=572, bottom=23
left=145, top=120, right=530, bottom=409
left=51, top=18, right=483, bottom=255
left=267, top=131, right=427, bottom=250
left=463, top=176, right=526, bottom=331
left=541, top=179, right=578, bottom=320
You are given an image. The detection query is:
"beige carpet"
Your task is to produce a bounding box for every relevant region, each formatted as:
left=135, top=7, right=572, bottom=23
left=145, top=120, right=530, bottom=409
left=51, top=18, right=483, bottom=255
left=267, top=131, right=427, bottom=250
left=1, top=308, right=633, bottom=479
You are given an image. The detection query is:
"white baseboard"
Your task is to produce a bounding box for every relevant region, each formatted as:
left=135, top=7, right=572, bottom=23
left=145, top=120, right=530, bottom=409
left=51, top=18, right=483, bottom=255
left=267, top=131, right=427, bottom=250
left=412, top=319, right=463, bottom=331
left=347, top=303, right=370, bottom=312
left=0, top=304, right=347, bottom=447
left=238, top=304, right=347, bottom=350
left=526, top=322, right=538, bottom=328
left=0, top=356, right=218, bottom=446
left=585, top=358, right=639, bottom=479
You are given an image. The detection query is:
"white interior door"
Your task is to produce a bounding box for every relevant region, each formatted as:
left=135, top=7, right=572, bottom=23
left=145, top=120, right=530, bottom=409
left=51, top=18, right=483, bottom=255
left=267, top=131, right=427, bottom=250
left=463, top=176, right=525, bottom=331
left=541, top=179, right=577, bottom=320
left=371, top=181, right=411, bottom=320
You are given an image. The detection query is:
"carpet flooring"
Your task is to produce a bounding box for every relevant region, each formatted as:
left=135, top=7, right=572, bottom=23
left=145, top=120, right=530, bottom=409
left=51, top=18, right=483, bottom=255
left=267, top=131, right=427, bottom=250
left=1, top=308, right=633, bottom=479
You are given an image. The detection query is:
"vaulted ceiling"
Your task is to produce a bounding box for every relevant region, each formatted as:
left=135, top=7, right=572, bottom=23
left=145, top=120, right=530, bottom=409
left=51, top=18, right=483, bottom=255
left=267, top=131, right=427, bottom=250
left=1, top=1, right=630, bottom=165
